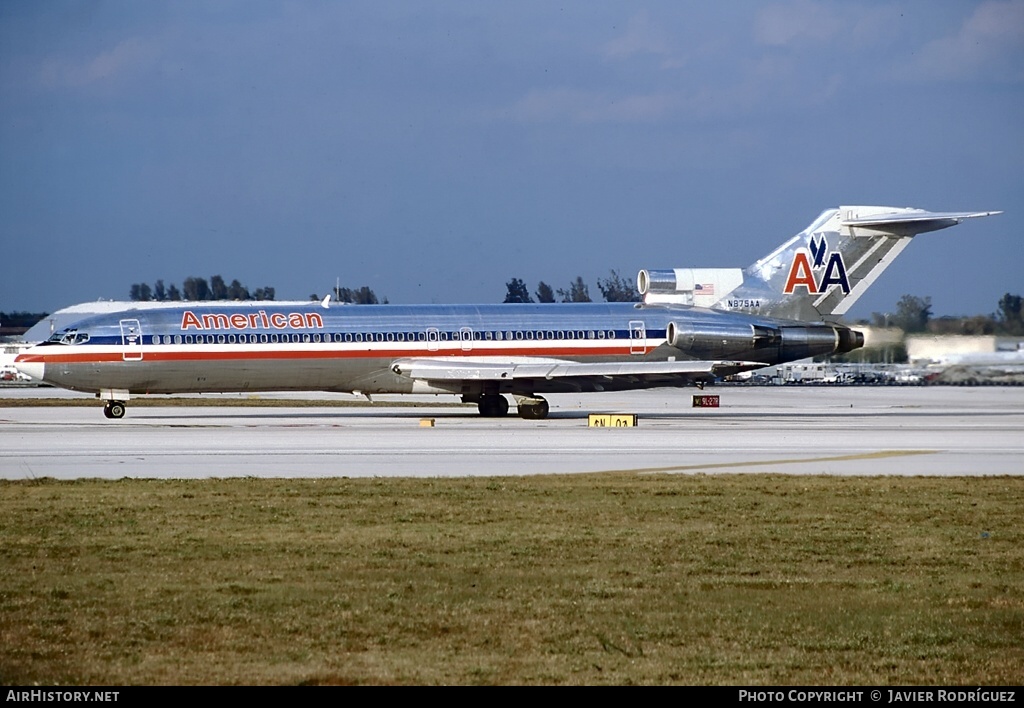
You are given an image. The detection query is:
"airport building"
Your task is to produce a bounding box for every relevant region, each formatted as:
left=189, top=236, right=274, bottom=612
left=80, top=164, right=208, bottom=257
left=906, top=335, right=1024, bottom=365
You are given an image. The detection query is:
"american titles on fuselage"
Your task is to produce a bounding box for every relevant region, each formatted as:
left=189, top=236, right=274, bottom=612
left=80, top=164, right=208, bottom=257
left=181, top=310, right=323, bottom=331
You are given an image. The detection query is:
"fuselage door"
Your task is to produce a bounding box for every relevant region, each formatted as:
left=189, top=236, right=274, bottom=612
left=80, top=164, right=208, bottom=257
left=629, top=320, right=646, bottom=355
left=120, top=319, right=144, bottom=361
left=427, top=327, right=440, bottom=352
left=460, top=327, right=473, bottom=352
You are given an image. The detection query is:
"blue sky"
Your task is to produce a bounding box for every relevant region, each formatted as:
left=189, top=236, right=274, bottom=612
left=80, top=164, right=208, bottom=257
left=1, top=1, right=1021, bottom=320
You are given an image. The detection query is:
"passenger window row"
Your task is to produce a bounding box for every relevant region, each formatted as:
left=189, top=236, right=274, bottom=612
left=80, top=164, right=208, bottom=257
left=147, top=330, right=620, bottom=345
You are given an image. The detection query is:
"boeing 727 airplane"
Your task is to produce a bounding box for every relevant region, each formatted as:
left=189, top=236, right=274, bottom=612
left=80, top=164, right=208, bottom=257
left=16, top=206, right=999, bottom=419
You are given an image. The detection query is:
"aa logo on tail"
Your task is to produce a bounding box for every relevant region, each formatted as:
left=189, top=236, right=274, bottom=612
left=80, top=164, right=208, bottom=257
left=783, top=236, right=850, bottom=295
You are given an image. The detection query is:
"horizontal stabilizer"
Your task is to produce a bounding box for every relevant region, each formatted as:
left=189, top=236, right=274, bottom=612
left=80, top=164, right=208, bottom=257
left=841, top=209, right=1002, bottom=237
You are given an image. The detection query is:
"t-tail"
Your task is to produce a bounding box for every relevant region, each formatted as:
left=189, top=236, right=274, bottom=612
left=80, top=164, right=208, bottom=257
left=637, top=206, right=1001, bottom=321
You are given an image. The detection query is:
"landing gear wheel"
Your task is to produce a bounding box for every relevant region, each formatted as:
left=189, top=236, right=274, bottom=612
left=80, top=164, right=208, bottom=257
left=477, top=394, right=510, bottom=417
left=517, top=397, right=550, bottom=420
left=103, top=401, right=126, bottom=419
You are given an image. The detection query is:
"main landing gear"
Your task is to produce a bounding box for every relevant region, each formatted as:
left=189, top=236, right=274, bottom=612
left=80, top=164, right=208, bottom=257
left=515, top=396, right=549, bottom=420
left=476, top=394, right=510, bottom=418
left=467, top=394, right=551, bottom=420
left=103, top=400, right=127, bottom=419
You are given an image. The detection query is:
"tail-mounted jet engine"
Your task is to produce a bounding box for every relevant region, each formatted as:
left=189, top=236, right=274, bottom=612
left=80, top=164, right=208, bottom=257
left=776, top=325, right=864, bottom=360
left=667, top=321, right=864, bottom=360
left=638, top=268, right=744, bottom=306
left=666, top=321, right=781, bottom=359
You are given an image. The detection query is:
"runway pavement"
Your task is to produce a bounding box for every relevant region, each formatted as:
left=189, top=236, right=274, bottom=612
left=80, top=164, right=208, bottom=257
left=1, top=386, right=1022, bottom=479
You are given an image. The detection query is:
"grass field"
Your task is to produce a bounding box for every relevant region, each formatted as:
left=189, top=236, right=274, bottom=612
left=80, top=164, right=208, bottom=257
left=1, top=475, right=1021, bottom=685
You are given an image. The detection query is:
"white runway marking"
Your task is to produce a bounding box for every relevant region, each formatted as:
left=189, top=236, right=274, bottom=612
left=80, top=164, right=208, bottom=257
left=2, top=387, right=1022, bottom=479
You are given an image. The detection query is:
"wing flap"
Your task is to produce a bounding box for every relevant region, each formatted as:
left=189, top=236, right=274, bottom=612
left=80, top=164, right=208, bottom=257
left=391, top=357, right=766, bottom=383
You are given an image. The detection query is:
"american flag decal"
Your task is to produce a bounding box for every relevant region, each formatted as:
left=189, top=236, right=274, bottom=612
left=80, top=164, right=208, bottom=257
left=695, top=283, right=715, bottom=295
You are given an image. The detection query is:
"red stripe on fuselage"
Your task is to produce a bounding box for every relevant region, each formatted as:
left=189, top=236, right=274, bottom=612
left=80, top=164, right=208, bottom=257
left=16, top=343, right=645, bottom=365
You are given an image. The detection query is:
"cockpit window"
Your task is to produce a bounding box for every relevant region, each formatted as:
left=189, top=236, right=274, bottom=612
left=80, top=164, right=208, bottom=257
left=47, top=329, right=89, bottom=345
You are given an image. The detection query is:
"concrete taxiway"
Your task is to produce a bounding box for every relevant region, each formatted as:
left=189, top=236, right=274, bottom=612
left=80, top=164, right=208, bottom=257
left=1, top=387, right=1022, bottom=479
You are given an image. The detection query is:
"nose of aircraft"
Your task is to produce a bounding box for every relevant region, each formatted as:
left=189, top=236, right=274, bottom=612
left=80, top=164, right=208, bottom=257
left=14, top=356, right=45, bottom=382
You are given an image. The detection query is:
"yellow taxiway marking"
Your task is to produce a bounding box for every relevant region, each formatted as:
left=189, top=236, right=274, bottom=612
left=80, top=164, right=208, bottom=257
left=607, top=449, right=937, bottom=475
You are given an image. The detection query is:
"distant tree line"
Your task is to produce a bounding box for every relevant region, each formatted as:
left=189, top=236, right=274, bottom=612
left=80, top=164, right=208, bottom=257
left=129, top=276, right=275, bottom=302
left=864, top=292, right=1024, bottom=336
left=293, top=271, right=636, bottom=306
left=333, top=285, right=381, bottom=304
left=0, top=311, right=49, bottom=328
left=503, top=270, right=640, bottom=304
left=306, top=286, right=388, bottom=304
left=836, top=291, right=1024, bottom=364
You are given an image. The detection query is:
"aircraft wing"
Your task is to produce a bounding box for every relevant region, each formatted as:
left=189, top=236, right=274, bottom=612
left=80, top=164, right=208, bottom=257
left=390, top=356, right=767, bottom=391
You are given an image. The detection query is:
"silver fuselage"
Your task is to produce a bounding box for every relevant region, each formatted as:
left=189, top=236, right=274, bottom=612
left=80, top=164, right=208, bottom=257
left=16, top=301, right=858, bottom=398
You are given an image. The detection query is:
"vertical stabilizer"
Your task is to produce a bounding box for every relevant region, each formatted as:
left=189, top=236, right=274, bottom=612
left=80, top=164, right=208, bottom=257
left=640, top=207, right=1000, bottom=321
